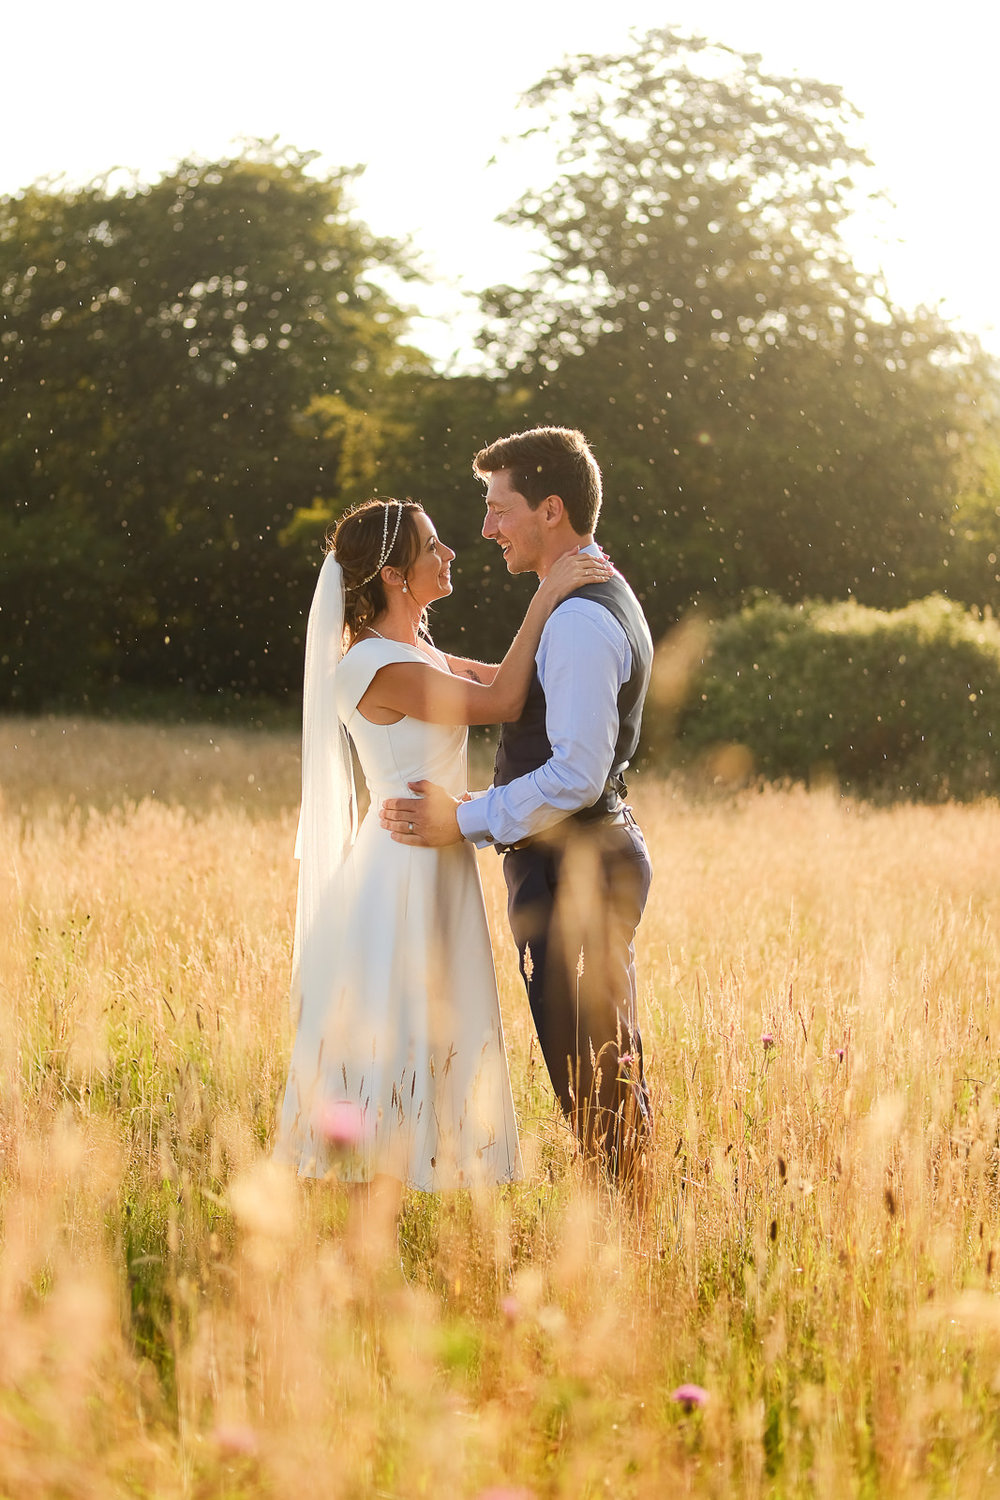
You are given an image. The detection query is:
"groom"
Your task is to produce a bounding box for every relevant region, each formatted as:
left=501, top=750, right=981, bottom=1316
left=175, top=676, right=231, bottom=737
left=381, top=426, right=653, bottom=1182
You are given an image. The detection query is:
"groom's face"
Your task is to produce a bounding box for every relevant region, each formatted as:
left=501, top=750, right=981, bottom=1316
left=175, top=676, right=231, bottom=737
left=482, top=469, right=547, bottom=577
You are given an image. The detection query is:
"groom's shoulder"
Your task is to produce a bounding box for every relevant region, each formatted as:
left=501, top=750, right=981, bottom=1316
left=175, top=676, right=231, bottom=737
left=564, top=569, right=647, bottom=618
left=546, top=587, right=635, bottom=667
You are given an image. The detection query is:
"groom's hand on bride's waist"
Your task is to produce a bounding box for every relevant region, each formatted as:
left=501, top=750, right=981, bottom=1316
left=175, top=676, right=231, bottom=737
left=380, top=780, right=463, bottom=846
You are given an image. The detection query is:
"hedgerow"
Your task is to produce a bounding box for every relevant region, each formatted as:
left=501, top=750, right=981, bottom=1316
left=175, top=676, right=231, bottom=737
left=677, top=595, right=1000, bottom=798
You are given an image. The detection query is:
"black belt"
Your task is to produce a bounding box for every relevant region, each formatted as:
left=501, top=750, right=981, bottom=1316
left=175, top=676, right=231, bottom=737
left=494, top=805, right=633, bottom=855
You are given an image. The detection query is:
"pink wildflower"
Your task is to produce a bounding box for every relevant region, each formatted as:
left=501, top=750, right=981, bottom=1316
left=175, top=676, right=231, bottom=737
left=761, top=1033, right=775, bottom=1050
left=315, top=1099, right=367, bottom=1150
left=212, top=1422, right=259, bottom=1456
left=500, top=1295, right=521, bottom=1324
left=834, top=1047, right=846, bottom=1063
left=671, top=1383, right=709, bottom=1411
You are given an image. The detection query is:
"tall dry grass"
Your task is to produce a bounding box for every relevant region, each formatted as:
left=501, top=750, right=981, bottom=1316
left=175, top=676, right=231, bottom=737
left=3, top=715, right=1000, bottom=1497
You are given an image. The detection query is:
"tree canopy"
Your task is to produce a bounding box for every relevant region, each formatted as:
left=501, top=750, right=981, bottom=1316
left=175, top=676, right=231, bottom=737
left=0, top=142, right=425, bottom=706
left=482, top=29, right=875, bottom=367
left=479, top=29, right=992, bottom=631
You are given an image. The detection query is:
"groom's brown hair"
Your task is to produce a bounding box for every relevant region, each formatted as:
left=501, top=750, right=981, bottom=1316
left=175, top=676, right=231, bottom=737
left=473, top=426, right=602, bottom=535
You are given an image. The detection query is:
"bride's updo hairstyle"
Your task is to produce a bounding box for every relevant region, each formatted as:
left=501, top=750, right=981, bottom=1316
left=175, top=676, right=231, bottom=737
left=329, top=499, right=425, bottom=640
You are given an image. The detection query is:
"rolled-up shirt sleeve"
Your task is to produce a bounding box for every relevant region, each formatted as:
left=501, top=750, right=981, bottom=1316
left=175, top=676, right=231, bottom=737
left=456, top=597, right=630, bottom=849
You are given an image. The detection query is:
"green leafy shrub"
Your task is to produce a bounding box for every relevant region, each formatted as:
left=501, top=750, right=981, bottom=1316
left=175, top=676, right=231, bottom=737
left=677, top=595, right=1000, bottom=798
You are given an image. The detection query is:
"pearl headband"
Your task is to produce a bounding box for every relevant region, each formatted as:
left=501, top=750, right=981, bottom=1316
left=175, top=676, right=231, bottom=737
left=357, top=501, right=404, bottom=587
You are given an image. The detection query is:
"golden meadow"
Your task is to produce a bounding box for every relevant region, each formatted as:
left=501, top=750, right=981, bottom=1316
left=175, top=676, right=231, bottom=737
left=4, top=716, right=1000, bottom=1498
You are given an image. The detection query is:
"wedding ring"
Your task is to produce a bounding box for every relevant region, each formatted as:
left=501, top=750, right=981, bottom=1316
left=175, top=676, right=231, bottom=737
left=408, top=821, right=414, bottom=834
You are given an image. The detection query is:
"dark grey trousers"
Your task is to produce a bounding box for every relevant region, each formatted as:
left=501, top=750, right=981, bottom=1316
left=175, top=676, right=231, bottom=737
left=502, top=814, right=652, bottom=1178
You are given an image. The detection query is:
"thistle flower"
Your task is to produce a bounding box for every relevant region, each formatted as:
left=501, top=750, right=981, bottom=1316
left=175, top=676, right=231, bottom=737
left=500, top=1295, right=521, bottom=1324
left=762, top=1033, right=775, bottom=1050
left=671, top=1383, right=709, bottom=1411
left=315, top=1099, right=367, bottom=1151
left=475, top=1489, right=536, bottom=1500
left=212, top=1422, right=259, bottom=1456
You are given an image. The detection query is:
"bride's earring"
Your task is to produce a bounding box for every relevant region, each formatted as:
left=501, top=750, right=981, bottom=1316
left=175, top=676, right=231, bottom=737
left=402, top=581, right=409, bottom=594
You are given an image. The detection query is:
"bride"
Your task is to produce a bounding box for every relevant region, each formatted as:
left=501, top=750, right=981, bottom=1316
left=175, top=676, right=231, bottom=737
left=276, top=498, right=610, bottom=1200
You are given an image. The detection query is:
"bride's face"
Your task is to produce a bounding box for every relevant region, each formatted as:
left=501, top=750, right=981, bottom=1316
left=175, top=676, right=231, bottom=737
left=404, top=511, right=455, bottom=606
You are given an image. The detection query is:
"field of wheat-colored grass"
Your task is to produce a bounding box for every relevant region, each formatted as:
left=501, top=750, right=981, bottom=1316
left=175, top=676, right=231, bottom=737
left=4, top=715, right=1000, bottom=1498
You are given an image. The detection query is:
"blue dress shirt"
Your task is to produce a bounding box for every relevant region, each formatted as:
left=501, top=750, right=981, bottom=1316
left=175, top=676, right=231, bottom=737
left=456, top=550, right=632, bottom=849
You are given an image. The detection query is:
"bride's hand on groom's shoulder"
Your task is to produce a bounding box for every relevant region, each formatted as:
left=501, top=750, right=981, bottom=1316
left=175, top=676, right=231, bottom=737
left=379, top=780, right=462, bottom=847
left=542, top=547, right=613, bottom=605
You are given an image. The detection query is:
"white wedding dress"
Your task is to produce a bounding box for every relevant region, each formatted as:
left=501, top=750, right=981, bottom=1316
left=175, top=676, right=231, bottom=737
left=276, top=636, right=522, bottom=1190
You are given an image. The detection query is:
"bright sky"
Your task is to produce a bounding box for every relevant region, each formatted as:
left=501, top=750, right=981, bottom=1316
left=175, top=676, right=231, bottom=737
left=6, top=0, right=998, bottom=367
